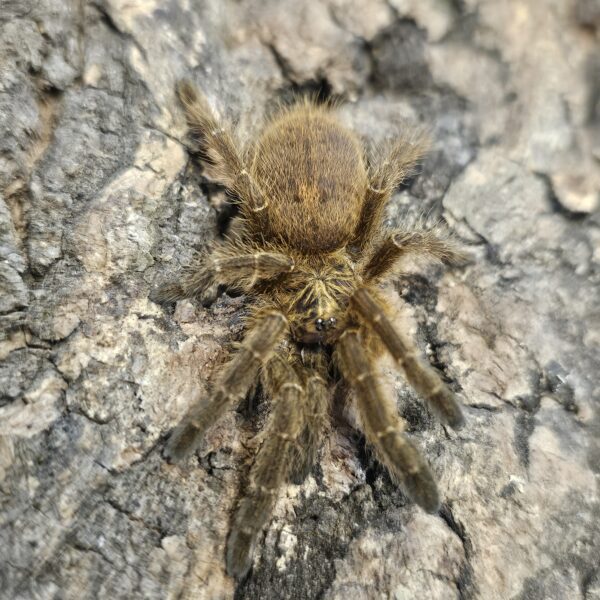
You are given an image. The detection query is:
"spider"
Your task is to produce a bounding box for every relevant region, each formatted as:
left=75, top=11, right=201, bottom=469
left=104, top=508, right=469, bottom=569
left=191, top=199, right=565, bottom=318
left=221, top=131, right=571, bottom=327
left=156, top=81, right=466, bottom=579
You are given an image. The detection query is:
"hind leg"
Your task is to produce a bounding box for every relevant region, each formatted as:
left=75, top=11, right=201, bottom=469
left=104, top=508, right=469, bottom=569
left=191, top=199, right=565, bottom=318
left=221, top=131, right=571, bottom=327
left=177, top=80, right=268, bottom=212
left=354, top=130, right=430, bottom=250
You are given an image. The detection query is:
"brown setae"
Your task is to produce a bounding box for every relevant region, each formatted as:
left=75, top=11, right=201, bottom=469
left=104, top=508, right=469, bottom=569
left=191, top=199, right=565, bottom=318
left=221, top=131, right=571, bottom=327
left=155, top=81, right=467, bottom=579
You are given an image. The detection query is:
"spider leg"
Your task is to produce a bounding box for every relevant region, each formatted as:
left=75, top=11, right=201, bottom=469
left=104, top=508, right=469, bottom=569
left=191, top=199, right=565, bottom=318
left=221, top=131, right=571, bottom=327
left=289, top=351, right=330, bottom=484
left=336, top=329, right=439, bottom=512
left=361, top=227, right=467, bottom=282
left=151, top=241, right=295, bottom=303
left=164, top=311, right=288, bottom=462
left=351, top=288, right=464, bottom=429
left=227, top=354, right=304, bottom=579
left=354, top=130, right=430, bottom=250
left=177, top=80, right=268, bottom=212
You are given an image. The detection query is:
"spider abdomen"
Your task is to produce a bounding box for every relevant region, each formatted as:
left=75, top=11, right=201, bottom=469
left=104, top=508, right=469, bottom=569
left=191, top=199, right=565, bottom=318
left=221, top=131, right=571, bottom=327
left=250, top=105, right=368, bottom=254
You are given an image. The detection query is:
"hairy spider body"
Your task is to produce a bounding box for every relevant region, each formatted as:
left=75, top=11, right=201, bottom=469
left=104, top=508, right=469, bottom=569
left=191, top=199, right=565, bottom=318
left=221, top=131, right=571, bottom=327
left=157, top=81, right=466, bottom=579
left=251, top=106, right=368, bottom=253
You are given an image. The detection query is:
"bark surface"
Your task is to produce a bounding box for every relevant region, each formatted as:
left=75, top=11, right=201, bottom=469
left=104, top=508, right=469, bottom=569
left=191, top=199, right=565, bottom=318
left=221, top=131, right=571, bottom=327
left=1, top=1, right=599, bottom=599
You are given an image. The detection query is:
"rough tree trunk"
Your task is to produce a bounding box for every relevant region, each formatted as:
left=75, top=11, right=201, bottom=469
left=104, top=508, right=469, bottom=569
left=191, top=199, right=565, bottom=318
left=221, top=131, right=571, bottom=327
left=1, top=1, right=599, bottom=599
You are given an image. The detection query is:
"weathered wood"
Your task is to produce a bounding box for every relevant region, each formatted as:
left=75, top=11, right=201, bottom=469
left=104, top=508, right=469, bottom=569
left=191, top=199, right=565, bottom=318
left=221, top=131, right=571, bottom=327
left=1, top=1, right=598, bottom=598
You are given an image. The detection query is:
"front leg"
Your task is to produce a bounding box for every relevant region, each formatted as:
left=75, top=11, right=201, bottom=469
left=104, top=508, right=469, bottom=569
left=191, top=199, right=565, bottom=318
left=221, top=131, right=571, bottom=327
left=350, top=288, right=464, bottom=429
left=151, top=240, right=295, bottom=303
left=289, top=350, right=330, bottom=484
left=336, top=328, right=440, bottom=512
left=227, top=353, right=304, bottom=578
left=164, top=310, right=289, bottom=462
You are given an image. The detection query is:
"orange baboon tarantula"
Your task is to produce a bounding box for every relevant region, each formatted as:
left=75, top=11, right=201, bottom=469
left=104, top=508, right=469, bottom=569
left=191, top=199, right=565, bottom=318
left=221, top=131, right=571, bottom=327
left=158, top=81, right=466, bottom=579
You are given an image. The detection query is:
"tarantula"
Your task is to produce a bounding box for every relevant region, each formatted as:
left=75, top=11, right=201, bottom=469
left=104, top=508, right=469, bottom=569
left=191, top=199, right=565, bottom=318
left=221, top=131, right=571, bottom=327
left=157, top=81, right=466, bottom=579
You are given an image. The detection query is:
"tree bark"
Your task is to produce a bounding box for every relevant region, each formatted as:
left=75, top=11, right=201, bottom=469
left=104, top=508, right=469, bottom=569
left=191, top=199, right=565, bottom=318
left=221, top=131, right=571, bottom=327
left=1, top=1, right=599, bottom=598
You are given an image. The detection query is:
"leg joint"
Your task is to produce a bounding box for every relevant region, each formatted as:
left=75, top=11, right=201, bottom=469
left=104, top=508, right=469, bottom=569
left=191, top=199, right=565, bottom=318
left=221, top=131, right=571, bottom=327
left=355, top=370, right=376, bottom=383
left=281, top=382, right=303, bottom=393
left=376, top=425, right=398, bottom=439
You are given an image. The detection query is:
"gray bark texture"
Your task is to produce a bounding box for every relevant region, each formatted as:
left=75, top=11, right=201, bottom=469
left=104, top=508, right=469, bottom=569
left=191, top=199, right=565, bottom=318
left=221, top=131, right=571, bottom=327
left=1, top=0, right=599, bottom=598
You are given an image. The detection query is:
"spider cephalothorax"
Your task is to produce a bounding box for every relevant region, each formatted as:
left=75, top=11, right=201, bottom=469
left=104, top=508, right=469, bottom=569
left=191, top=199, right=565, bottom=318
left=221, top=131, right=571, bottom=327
left=156, top=81, right=466, bottom=579
left=282, top=255, right=356, bottom=344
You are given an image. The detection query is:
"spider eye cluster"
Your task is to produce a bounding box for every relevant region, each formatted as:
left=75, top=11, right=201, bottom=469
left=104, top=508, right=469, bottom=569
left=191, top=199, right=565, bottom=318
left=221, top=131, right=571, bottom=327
left=315, top=317, right=337, bottom=331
